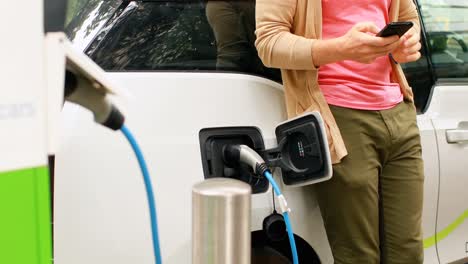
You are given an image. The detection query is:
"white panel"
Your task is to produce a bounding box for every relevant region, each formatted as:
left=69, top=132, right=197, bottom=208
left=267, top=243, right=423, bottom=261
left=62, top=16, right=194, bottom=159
left=44, top=33, right=66, bottom=155
left=0, top=2, right=47, bottom=171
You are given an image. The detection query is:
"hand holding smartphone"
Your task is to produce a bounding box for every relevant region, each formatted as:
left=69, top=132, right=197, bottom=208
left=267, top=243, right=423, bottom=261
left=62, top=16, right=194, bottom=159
left=377, top=22, right=414, bottom=37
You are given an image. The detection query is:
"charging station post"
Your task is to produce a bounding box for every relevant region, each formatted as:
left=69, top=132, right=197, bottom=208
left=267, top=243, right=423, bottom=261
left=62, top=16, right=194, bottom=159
left=192, top=178, right=252, bottom=264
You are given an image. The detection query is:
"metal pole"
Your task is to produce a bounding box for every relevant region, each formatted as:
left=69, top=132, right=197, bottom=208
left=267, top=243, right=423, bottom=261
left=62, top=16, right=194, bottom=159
left=192, top=178, right=251, bottom=264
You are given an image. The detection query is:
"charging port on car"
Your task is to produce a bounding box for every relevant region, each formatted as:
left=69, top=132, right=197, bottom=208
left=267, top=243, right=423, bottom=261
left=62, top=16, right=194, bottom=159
left=199, top=127, right=269, bottom=194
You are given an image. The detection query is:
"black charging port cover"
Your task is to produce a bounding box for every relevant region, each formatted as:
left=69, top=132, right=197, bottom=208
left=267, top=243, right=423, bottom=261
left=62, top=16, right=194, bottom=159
left=272, top=114, right=330, bottom=186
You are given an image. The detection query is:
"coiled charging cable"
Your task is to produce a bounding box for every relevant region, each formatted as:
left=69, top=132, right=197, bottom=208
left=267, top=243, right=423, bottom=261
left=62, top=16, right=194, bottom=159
left=224, top=145, right=299, bottom=264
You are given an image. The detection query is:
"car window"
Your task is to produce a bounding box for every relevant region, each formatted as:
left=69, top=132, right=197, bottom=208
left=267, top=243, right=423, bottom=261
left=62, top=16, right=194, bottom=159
left=85, top=1, right=281, bottom=82
left=401, top=36, right=434, bottom=113
left=419, top=0, right=468, bottom=78
left=66, top=0, right=121, bottom=50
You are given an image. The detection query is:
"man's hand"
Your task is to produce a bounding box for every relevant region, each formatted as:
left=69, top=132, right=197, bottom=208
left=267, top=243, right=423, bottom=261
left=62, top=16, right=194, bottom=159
left=391, top=26, right=421, bottom=63
left=337, top=22, right=401, bottom=64
left=313, top=22, right=402, bottom=66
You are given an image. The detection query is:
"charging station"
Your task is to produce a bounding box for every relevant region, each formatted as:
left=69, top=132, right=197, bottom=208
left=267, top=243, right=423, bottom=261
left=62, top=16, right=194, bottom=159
left=0, top=1, right=132, bottom=263
left=0, top=1, right=52, bottom=263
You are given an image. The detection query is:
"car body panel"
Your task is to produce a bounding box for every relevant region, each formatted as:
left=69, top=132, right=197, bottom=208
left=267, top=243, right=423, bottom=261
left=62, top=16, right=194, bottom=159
left=417, top=113, right=440, bottom=264
left=54, top=73, right=333, bottom=263
left=55, top=72, right=452, bottom=264
left=424, top=84, right=468, bottom=263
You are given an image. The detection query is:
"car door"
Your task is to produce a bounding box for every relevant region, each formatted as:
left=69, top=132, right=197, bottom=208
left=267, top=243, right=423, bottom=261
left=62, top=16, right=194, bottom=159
left=416, top=0, right=468, bottom=263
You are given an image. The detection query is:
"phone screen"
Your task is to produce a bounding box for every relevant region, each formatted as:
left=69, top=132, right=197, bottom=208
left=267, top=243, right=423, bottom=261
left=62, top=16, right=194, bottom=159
left=377, top=22, right=413, bottom=37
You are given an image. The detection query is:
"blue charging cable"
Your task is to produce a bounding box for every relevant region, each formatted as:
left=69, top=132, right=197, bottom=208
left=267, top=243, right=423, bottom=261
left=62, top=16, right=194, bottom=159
left=121, top=125, right=162, bottom=264
left=62, top=73, right=161, bottom=262
left=263, top=170, right=299, bottom=264
left=224, top=144, right=300, bottom=264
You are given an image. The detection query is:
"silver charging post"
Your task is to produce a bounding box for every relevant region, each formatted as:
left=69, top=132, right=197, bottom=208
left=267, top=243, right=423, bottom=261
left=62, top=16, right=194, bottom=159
left=192, top=178, right=251, bottom=264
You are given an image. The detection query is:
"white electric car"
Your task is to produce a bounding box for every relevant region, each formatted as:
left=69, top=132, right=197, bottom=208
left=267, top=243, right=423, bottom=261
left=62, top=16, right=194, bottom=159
left=55, top=0, right=468, bottom=263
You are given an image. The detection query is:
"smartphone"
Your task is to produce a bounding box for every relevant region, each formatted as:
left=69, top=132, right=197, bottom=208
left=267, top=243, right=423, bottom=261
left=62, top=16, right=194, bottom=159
left=377, top=22, right=414, bottom=37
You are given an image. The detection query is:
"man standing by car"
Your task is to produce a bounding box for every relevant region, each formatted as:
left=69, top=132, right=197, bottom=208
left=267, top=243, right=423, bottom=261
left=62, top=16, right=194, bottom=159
left=255, top=0, right=424, bottom=263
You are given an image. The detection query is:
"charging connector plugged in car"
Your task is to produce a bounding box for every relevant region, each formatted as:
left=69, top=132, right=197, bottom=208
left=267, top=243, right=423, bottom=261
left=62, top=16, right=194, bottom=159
left=222, top=144, right=299, bottom=264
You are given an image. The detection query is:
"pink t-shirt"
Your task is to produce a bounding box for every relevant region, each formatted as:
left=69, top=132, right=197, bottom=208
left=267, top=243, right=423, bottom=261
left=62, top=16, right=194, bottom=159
left=318, top=0, right=403, bottom=110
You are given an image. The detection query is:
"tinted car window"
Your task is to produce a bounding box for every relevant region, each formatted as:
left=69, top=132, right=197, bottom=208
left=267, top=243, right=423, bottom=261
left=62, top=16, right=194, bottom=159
left=66, top=0, right=121, bottom=50
left=419, top=0, right=468, bottom=78
left=86, top=0, right=281, bottom=82
left=401, top=37, right=434, bottom=112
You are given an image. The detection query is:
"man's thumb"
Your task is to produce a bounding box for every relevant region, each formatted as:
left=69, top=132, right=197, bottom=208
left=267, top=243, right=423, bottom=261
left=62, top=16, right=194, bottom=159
left=355, top=22, right=380, bottom=34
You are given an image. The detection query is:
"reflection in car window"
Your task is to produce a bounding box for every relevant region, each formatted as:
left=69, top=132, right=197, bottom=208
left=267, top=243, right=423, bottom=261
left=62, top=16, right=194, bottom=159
left=419, top=0, right=468, bottom=78
left=86, top=1, right=281, bottom=82
left=66, top=0, right=121, bottom=50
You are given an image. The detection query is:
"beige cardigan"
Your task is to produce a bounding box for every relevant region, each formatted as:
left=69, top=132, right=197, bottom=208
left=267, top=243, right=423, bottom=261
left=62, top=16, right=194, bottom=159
left=255, top=0, right=420, bottom=164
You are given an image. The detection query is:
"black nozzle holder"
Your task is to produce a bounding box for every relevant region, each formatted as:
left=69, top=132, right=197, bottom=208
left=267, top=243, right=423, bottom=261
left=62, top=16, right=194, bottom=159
left=263, top=212, right=287, bottom=242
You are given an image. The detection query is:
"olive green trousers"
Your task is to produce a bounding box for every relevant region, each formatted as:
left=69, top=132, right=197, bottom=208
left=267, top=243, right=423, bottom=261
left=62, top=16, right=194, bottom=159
left=315, top=100, right=424, bottom=264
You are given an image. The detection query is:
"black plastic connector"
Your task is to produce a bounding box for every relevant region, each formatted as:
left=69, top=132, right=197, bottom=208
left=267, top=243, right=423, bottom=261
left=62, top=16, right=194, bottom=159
left=64, top=70, right=78, bottom=97
left=102, top=105, right=125, bottom=131
left=222, top=144, right=241, bottom=167
left=256, top=163, right=271, bottom=177
left=263, top=212, right=287, bottom=242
